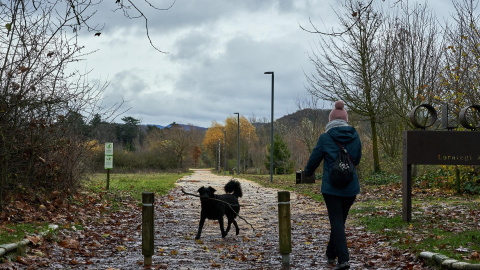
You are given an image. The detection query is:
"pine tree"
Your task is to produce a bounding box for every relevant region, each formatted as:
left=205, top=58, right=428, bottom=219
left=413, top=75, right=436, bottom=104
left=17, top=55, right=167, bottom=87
left=265, top=134, right=295, bottom=174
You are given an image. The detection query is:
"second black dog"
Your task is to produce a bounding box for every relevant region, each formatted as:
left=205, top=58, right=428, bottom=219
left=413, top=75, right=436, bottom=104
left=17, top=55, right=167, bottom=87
left=195, top=179, right=243, bottom=239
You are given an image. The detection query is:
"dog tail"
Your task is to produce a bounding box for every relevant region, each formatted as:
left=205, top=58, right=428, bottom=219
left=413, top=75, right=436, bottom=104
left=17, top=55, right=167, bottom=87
left=224, top=179, right=242, bottom=198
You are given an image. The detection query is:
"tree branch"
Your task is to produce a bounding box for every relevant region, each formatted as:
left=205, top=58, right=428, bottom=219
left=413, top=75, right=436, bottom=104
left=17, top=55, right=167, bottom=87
left=116, top=0, right=176, bottom=54
left=299, top=0, right=377, bottom=36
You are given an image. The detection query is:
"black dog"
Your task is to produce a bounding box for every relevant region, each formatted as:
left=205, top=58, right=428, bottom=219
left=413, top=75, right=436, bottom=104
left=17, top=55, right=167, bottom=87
left=195, top=179, right=242, bottom=239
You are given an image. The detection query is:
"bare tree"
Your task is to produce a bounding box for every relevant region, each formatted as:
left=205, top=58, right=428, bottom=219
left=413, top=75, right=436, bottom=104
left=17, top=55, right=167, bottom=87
left=439, top=0, right=480, bottom=115
left=292, top=95, right=327, bottom=154
left=377, top=2, right=444, bottom=157
left=0, top=0, right=122, bottom=208
left=385, top=2, right=444, bottom=126
left=305, top=0, right=386, bottom=172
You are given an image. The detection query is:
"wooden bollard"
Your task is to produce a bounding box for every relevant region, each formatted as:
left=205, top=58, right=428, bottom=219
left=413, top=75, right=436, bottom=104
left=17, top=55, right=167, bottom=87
left=142, top=192, right=154, bottom=266
left=278, top=191, right=292, bottom=265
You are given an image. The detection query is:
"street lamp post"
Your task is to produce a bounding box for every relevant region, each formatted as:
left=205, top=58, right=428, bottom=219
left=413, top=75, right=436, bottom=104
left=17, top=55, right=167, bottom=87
left=218, top=139, right=221, bottom=173
left=223, top=130, right=227, bottom=175
left=234, top=112, right=240, bottom=175
left=264, top=71, right=274, bottom=183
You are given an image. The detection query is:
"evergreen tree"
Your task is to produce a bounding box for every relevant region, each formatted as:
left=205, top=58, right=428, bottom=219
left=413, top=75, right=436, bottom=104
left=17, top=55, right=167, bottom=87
left=265, top=134, right=295, bottom=174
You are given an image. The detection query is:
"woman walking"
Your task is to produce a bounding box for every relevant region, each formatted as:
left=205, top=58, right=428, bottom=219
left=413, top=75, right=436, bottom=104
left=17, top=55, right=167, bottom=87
left=304, top=101, right=362, bottom=270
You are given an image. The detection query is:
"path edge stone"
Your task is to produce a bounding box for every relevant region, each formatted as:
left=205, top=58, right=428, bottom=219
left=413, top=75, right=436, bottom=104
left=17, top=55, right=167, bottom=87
left=0, top=224, right=59, bottom=257
left=419, top=251, right=480, bottom=270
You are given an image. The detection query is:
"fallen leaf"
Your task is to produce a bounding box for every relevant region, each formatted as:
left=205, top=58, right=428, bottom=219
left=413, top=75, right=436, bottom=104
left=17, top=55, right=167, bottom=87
left=26, top=235, right=42, bottom=246
left=115, top=245, right=126, bottom=251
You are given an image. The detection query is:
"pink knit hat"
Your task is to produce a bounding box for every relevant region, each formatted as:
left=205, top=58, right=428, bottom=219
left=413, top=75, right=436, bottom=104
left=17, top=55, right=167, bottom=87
left=329, top=101, right=348, bottom=122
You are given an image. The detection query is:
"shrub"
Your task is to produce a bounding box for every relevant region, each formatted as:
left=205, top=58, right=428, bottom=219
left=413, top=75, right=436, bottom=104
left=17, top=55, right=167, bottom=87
left=414, top=165, right=480, bottom=194
left=363, top=171, right=401, bottom=185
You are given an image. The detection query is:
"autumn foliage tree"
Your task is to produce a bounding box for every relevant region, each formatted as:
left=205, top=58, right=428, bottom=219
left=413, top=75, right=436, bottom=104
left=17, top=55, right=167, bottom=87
left=202, top=117, right=258, bottom=172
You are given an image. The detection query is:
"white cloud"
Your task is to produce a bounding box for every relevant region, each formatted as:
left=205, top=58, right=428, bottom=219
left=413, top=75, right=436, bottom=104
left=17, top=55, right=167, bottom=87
left=73, top=0, right=454, bottom=127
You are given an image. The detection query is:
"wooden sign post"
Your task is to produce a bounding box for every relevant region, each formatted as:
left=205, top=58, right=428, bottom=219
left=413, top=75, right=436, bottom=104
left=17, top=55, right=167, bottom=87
left=403, top=104, right=480, bottom=222
left=105, top=143, right=113, bottom=190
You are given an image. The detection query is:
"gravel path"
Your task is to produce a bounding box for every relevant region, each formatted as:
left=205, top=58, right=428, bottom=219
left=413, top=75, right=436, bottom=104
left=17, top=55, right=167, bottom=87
left=150, top=169, right=431, bottom=270
left=153, top=169, right=330, bottom=269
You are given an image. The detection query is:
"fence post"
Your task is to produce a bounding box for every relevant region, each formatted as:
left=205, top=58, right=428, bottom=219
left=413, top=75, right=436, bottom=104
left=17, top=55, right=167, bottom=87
left=278, top=191, right=292, bottom=266
left=142, top=192, right=154, bottom=266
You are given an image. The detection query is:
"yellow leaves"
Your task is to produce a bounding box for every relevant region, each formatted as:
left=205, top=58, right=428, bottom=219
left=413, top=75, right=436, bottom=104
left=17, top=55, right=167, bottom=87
left=170, top=249, right=178, bottom=255
left=115, top=245, right=126, bottom=252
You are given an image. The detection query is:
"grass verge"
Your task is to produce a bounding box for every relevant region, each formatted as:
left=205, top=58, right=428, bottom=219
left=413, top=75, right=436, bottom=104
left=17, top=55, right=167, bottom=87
left=84, top=171, right=191, bottom=203
left=0, top=171, right=191, bottom=246
left=0, top=223, right=51, bottom=246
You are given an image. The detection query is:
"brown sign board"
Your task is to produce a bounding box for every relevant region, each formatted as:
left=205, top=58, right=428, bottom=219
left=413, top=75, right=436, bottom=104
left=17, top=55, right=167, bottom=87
left=402, top=130, right=480, bottom=222
left=404, top=131, right=480, bottom=165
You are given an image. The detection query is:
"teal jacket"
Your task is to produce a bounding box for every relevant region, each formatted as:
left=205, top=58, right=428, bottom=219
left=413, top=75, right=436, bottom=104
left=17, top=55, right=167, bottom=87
left=304, top=126, right=362, bottom=197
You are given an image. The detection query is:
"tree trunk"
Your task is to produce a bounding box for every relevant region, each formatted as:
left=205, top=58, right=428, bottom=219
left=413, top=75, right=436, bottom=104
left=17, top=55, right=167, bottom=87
left=370, top=117, right=381, bottom=172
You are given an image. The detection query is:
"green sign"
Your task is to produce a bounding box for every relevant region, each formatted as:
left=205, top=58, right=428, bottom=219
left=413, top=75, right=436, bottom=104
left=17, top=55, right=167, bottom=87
left=105, top=155, right=113, bottom=169
left=105, top=143, right=113, bottom=156
left=105, top=143, right=113, bottom=169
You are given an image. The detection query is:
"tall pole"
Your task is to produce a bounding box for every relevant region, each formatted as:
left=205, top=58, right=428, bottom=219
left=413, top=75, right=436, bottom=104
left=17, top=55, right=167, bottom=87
left=218, top=139, right=221, bottom=172
left=234, top=112, right=240, bottom=175
left=264, top=71, right=274, bottom=183
left=223, top=130, right=227, bottom=175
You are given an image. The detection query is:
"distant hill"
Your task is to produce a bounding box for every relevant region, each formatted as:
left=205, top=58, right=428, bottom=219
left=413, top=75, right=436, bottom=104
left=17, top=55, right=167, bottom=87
left=252, top=108, right=330, bottom=129
left=141, top=123, right=207, bottom=132
left=142, top=109, right=330, bottom=132
left=276, top=108, right=330, bottom=126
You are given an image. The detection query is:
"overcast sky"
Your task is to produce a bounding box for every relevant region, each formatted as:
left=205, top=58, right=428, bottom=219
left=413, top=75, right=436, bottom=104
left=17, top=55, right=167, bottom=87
left=74, top=0, right=453, bottom=128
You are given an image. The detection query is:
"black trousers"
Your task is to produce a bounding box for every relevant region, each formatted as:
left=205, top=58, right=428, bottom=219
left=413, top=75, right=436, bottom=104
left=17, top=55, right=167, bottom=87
left=323, top=193, right=356, bottom=263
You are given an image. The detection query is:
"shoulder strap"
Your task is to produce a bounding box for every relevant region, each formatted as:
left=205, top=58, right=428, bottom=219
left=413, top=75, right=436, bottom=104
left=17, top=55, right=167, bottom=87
left=326, top=132, right=355, bottom=165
